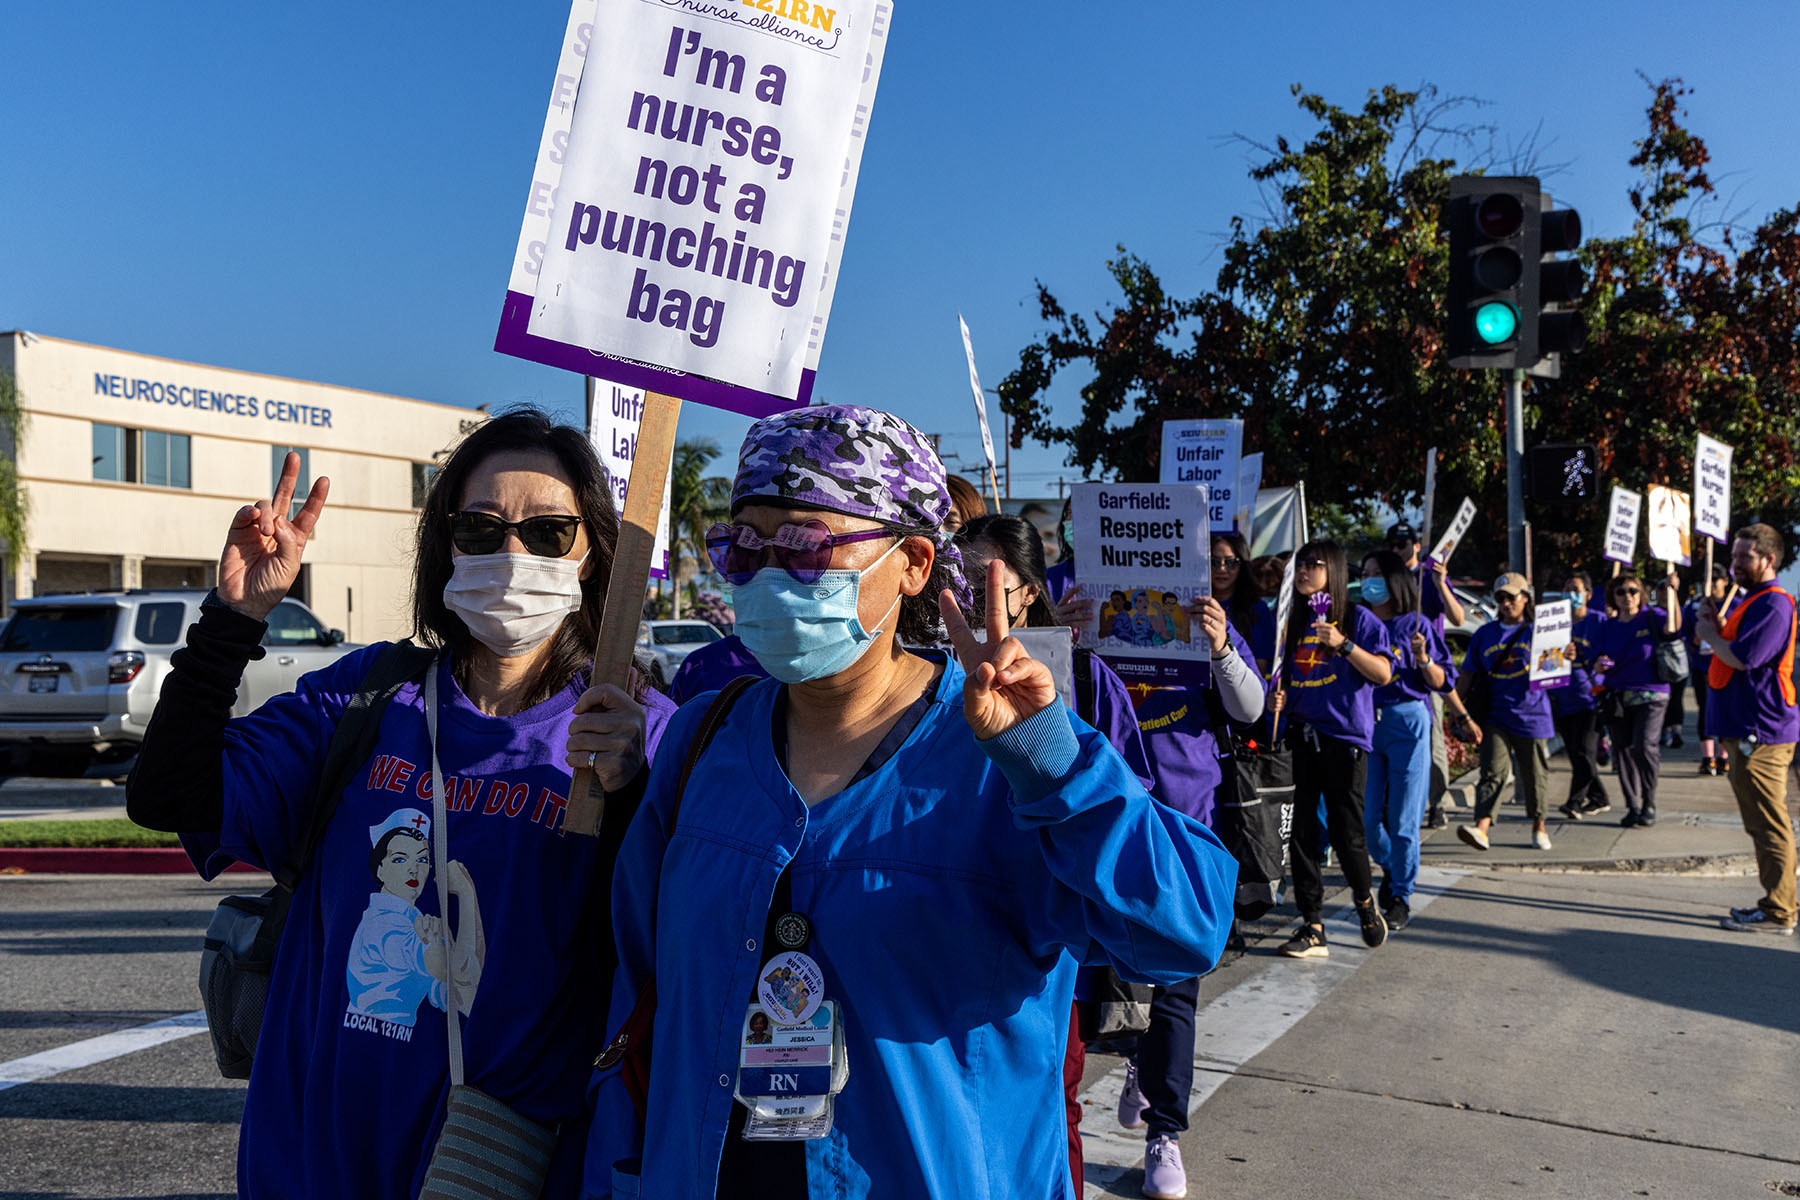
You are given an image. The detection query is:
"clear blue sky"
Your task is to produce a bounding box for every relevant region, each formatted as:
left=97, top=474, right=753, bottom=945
left=5, top=2, right=1796, bottom=502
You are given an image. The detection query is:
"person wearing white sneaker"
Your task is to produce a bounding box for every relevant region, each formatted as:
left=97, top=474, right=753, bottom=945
left=1458, top=577, right=1556, bottom=850
left=1143, top=1133, right=1187, bottom=1200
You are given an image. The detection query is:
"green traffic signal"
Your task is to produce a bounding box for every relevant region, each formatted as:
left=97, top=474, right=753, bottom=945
left=1474, top=301, right=1519, bottom=345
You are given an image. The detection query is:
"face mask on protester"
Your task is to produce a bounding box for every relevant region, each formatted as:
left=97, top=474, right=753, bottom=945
left=732, top=542, right=904, bottom=684
left=1361, top=576, right=1391, bottom=606
left=443, top=552, right=586, bottom=658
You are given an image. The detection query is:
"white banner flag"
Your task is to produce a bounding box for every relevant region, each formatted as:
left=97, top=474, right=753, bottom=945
left=957, top=314, right=998, bottom=491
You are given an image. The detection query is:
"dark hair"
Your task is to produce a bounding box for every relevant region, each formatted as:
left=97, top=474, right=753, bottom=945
left=1212, top=532, right=1261, bottom=626
left=412, top=406, right=632, bottom=708
left=1565, top=569, right=1593, bottom=593
left=1286, top=539, right=1350, bottom=656
left=957, top=513, right=1058, bottom=629
left=1361, top=549, right=1420, bottom=615
left=943, top=475, right=987, bottom=531
left=1737, top=523, right=1784, bottom=562
left=369, top=827, right=428, bottom=882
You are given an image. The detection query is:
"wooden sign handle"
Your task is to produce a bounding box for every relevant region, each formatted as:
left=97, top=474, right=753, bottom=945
left=564, top=390, right=683, bottom=837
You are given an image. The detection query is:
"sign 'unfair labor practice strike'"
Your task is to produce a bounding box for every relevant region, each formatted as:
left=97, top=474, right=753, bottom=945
left=498, top=0, right=893, bottom=414
left=1070, top=483, right=1212, bottom=690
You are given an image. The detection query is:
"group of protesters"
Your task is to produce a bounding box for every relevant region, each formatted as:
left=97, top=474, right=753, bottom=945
left=123, top=403, right=1797, bottom=1200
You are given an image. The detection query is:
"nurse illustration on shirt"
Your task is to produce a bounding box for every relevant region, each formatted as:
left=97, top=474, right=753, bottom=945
left=345, top=807, right=486, bottom=1028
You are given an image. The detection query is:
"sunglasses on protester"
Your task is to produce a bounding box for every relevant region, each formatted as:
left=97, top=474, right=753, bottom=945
left=450, top=512, right=584, bottom=557
left=971, top=581, right=1029, bottom=610
left=1298, top=556, right=1328, bottom=570
left=1495, top=590, right=1523, bottom=603
left=1210, top=556, right=1242, bottom=570
left=706, top=520, right=900, bottom=585
left=1614, top=585, right=1642, bottom=597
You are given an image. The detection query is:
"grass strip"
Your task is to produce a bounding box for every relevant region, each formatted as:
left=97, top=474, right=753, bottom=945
left=0, top=818, right=181, bottom=848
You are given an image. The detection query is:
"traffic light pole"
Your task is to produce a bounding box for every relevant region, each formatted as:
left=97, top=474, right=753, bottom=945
left=1505, top=368, right=1528, bottom=574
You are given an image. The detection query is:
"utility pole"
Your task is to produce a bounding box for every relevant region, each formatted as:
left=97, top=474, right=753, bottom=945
left=1506, top=369, right=1527, bottom=572
left=1002, top=406, right=1011, bottom=500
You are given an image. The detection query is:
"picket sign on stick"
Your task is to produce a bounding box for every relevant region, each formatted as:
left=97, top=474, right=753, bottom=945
left=564, top=391, right=683, bottom=836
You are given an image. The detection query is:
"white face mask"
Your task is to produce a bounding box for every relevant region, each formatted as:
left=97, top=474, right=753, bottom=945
left=443, top=552, right=587, bottom=658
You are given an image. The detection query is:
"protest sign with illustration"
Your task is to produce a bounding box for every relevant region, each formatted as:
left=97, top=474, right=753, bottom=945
left=1070, top=483, right=1211, bottom=689
left=1427, top=497, right=1477, bottom=566
left=499, top=0, right=894, bottom=414
left=1604, top=486, right=1642, bottom=565
left=1528, top=599, right=1573, bottom=692
left=1160, top=420, right=1241, bottom=532
left=586, top=380, right=671, bottom=577
left=1693, top=434, right=1734, bottom=544
left=1647, top=485, right=1692, bottom=566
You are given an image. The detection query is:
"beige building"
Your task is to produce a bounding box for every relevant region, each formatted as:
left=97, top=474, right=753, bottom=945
left=0, top=331, right=481, bottom=642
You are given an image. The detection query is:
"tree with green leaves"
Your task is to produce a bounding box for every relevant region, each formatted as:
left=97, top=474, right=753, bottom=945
left=665, top=436, right=732, bottom=618
left=0, top=370, right=28, bottom=575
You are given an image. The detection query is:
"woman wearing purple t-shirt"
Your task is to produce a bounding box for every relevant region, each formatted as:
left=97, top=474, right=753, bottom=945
left=1592, top=570, right=1683, bottom=827
left=1456, top=574, right=1557, bottom=851
left=1360, top=551, right=1458, bottom=931
left=1269, top=540, right=1394, bottom=958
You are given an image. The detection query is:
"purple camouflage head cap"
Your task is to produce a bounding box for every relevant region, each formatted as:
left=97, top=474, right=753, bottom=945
left=732, top=405, right=971, bottom=606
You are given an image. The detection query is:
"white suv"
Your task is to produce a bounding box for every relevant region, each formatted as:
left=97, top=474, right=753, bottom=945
left=0, top=589, right=358, bottom=774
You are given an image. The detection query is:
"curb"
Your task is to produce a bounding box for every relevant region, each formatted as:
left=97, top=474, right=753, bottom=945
left=0, top=847, right=260, bottom=875
left=1463, top=853, right=1759, bottom=877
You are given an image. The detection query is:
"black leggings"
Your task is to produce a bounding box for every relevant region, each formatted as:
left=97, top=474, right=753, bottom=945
left=1289, top=728, right=1373, bottom=924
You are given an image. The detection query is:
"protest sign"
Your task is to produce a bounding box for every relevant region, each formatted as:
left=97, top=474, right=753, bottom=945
left=1250, top=487, right=1307, bottom=557
left=1604, top=486, right=1642, bottom=565
left=1008, top=628, right=1074, bottom=711
left=1421, top=447, right=1438, bottom=544
left=1647, top=485, right=1692, bottom=566
left=1070, top=483, right=1211, bottom=689
left=587, top=379, right=672, bottom=579
left=1267, top=551, right=1298, bottom=683
left=1528, top=599, right=1573, bottom=691
left=1160, top=420, right=1242, bottom=531
left=499, top=0, right=894, bottom=415
left=1426, top=497, right=1477, bottom=566
left=1236, top=453, right=1263, bottom=538
left=1694, top=434, right=1733, bottom=544
left=957, top=314, right=999, bottom=504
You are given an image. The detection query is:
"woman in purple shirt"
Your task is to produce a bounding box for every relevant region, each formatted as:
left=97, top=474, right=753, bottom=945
left=1591, top=570, right=1683, bottom=827
left=1360, top=551, right=1456, bottom=931
left=1456, top=574, right=1557, bottom=851
left=1269, top=540, right=1394, bottom=958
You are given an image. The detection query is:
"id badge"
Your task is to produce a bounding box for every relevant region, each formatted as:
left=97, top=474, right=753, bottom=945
left=735, top=1002, right=848, bottom=1141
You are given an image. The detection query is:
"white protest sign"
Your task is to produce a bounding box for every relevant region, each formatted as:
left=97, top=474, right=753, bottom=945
left=1070, top=483, right=1211, bottom=690
left=1421, top=447, right=1438, bottom=544
left=1160, top=419, right=1242, bottom=532
left=1604, top=486, right=1642, bottom=564
left=1236, top=452, right=1263, bottom=538
left=1694, top=434, right=1734, bottom=544
left=504, top=0, right=894, bottom=415
left=1008, top=628, right=1074, bottom=711
left=1267, top=551, right=1298, bottom=683
left=587, top=380, right=672, bottom=578
left=957, top=314, right=998, bottom=495
left=1647, top=484, right=1692, bottom=566
left=1426, top=497, right=1477, bottom=566
left=1528, top=599, right=1573, bottom=692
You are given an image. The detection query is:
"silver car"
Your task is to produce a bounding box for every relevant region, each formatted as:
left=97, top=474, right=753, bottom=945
left=0, top=589, right=356, bottom=774
left=636, top=619, right=726, bottom=688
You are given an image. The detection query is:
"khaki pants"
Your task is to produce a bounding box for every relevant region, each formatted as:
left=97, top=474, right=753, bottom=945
left=1723, top=739, right=1798, bottom=926
left=1473, top=726, right=1549, bottom=823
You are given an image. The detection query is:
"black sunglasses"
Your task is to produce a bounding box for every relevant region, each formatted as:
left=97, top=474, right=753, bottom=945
left=1211, top=556, right=1242, bottom=570
left=450, top=511, right=584, bottom=557
left=1299, top=556, right=1328, bottom=570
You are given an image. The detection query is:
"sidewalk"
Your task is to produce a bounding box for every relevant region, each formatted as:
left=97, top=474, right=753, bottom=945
left=1423, top=711, right=1796, bottom=874
left=0, top=776, right=129, bottom=823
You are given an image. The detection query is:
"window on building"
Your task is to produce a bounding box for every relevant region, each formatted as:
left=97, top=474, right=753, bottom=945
left=272, top=445, right=311, bottom=517
left=92, top=423, right=188, bottom=488
left=412, top=461, right=440, bottom=509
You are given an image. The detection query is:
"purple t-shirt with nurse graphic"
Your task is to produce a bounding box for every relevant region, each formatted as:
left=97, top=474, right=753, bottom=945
left=1284, top=604, right=1392, bottom=752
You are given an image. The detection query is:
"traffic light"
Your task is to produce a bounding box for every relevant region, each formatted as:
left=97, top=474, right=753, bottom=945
left=1525, top=442, right=1599, bottom=503
left=1447, top=175, right=1538, bottom=369
left=1447, top=176, right=1587, bottom=370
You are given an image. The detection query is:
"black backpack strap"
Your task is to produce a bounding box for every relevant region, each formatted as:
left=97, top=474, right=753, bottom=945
left=273, top=640, right=436, bottom=894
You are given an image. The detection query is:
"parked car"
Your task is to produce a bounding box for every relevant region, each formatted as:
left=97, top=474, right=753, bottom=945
left=636, top=619, right=725, bottom=687
left=0, top=589, right=356, bottom=775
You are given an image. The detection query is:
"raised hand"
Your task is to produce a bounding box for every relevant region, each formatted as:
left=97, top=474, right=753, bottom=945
left=1053, top=582, right=1094, bottom=629
left=1196, top=596, right=1230, bottom=654
left=218, top=451, right=329, bottom=621
left=938, top=558, right=1058, bottom=741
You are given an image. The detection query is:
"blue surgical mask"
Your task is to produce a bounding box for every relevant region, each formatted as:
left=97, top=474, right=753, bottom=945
left=1361, top=575, right=1391, bottom=606
left=730, top=542, right=903, bottom=683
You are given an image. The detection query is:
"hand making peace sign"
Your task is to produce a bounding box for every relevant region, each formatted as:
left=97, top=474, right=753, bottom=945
left=217, top=450, right=331, bottom=621
left=938, top=558, right=1059, bottom=741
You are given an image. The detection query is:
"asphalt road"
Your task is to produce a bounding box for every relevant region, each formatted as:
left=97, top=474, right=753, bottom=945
left=3, top=868, right=1797, bottom=1199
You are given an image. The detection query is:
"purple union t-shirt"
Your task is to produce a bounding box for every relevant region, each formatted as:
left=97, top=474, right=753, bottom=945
left=1706, top=585, right=1800, bottom=745
left=1466, top=619, right=1554, bottom=739
left=1284, top=605, right=1391, bottom=752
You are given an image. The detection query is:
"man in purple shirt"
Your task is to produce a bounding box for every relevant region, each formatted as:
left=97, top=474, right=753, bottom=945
left=1387, top=522, right=1467, bottom=829
left=1695, top=523, right=1799, bottom=935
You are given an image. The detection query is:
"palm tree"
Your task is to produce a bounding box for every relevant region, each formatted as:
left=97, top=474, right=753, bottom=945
left=0, top=370, right=28, bottom=576
left=666, top=437, right=731, bottom=618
